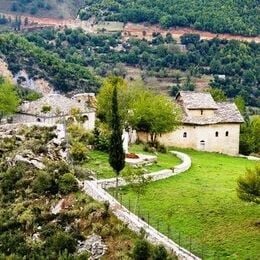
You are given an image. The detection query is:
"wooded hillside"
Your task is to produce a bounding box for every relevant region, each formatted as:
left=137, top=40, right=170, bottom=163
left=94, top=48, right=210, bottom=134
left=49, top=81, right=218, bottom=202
left=84, top=0, right=260, bottom=36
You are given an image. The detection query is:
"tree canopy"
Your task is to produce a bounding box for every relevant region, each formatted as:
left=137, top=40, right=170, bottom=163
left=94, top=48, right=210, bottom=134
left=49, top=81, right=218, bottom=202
left=84, top=0, right=260, bottom=36
left=0, top=78, right=20, bottom=120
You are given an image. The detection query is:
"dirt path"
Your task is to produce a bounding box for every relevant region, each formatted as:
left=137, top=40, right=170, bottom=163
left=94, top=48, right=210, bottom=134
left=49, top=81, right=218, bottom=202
left=123, top=23, right=260, bottom=43
left=1, top=12, right=259, bottom=43
left=0, top=12, right=94, bottom=33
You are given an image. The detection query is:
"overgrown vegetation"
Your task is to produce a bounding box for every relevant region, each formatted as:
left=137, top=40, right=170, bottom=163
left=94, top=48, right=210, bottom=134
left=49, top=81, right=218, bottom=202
left=0, top=125, right=157, bottom=259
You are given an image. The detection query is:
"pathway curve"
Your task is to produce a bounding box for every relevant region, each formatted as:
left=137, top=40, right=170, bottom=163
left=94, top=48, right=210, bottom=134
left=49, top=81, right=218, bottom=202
left=83, top=151, right=199, bottom=260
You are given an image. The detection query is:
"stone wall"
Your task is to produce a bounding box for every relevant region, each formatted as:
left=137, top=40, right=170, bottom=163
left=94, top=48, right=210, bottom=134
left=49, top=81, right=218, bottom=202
left=10, top=111, right=95, bottom=131
left=138, top=123, right=241, bottom=155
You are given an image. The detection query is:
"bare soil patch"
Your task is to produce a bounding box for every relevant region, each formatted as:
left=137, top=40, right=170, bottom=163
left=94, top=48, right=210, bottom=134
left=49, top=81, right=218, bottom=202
left=123, top=23, right=260, bottom=43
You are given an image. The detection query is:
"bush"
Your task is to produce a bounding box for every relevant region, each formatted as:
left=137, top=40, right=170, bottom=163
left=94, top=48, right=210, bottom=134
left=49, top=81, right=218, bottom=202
left=47, top=231, right=77, bottom=254
left=153, top=245, right=168, bottom=260
left=32, top=171, right=55, bottom=194
left=157, top=144, right=167, bottom=154
left=237, top=166, right=260, bottom=204
left=93, top=125, right=110, bottom=152
left=70, top=142, right=89, bottom=163
left=132, top=239, right=151, bottom=260
left=59, top=173, right=78, bottom=195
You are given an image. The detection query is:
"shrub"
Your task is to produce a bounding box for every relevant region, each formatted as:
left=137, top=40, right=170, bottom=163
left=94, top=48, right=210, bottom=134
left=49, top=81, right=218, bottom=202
left=47, top=231, right=77, bottom=254
left=157, top=144, right=167, bottom=153
left=32, top=171, right=54, bottom=194
left=237, top=166, right=260, bottom=204
left=153, top=245, right=168, bottom=260
left=70, top=142, right=89, bottom=163
left=93, top=125, right=110, bottom=152
left=59, top=173, right=78, bottom=195
left=132, top=239, right=151, bottom=260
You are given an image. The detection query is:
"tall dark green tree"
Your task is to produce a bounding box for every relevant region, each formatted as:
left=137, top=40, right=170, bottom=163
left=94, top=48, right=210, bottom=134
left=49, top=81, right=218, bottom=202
left=109, top=79, right=125, bottom=197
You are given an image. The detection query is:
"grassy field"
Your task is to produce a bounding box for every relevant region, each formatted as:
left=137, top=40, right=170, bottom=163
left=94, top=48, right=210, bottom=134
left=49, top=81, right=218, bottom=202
left=118, top=149, right=260, bottom=259
left=84, top=145, right=181, bottom=179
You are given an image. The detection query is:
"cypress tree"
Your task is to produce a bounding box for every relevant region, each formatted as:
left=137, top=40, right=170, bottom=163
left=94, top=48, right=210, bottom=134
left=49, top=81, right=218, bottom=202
left=109, top=81, right=125, bottom=197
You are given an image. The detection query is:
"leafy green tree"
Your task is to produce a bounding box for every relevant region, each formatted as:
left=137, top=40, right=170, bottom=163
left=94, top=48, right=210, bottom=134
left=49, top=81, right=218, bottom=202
left=109, top=80, right=125, bottom=197
left=237, top=166, right=260, bottom=204
left=234, top=95, right=246, bottom=114
left=129, top=86, right=181, bottom=144
left=0, top=79, right=20, bottom=121
left=208, top=88, right=227, bottom=102
left=239, top=116, right=260, bottom=155
left=97, top=77, right=130, bottom=126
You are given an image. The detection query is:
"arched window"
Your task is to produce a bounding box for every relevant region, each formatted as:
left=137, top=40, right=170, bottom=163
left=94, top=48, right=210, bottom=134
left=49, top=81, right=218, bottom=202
left=215, top=131, right=219, bottom=137
left=183, top=132, right=187, bottom=138
left=225, top=131, right=229, bottom=137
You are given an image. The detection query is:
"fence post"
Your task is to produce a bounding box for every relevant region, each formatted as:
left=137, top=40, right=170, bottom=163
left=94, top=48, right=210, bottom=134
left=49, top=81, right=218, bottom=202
left=157, top=220, right=160, bottom=231
left=120, top=193, right=122, bottom=204
left=167, top=224, right=170, bottom=237
left=147, top=212, right=150, bottom=226
left=128, top=198, right=131, bottom=211
left=178, top=232, right=181, bottom=248
left=189, top=236, right=192, bottom=252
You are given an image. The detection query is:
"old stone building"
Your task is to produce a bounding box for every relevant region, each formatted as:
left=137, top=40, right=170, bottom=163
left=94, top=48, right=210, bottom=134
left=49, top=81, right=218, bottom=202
left=12, top=93, right=96, bottom=130
left=140, top=91, right=244, bottom=155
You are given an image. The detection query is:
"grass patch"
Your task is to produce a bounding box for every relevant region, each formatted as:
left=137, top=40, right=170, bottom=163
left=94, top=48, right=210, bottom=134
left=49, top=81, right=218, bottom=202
left=84, top=145, right=181, bottom=179
left=117, top=149, right=260, bottom=259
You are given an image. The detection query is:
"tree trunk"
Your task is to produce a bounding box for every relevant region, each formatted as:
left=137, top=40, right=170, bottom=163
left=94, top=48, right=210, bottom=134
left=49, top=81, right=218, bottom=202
left=116, top=173, right=119, bottom=199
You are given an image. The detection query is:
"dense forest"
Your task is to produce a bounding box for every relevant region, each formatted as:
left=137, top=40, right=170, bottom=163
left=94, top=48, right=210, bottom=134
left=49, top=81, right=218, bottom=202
left=82, top=0, right=260, bottom=36
left=0, top=28, right=258, bottom=106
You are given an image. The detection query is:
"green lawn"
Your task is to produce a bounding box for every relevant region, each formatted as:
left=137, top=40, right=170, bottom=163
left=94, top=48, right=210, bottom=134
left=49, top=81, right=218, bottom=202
left=117, top=149, right=260, bottom=259
left=84, top=145, right=181, bottom=179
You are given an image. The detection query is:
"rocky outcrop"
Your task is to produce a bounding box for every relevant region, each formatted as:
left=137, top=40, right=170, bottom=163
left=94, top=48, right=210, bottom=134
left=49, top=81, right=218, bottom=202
left=0, top=123, right=67, bottom=168
left=78, top=234, right=107, bottom=259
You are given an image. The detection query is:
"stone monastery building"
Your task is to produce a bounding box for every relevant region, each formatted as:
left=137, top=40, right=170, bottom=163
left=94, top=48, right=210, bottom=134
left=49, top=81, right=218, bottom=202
left=12, top=93, right=96, bottom=130
left=145, top=91, right=244, bottom=155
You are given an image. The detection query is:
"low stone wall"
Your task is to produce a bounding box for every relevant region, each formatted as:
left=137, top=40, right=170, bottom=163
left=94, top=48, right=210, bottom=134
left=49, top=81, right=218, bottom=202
left=83, top=180, right=200, bottom=260
left=97, top=151, right=192, bottom=189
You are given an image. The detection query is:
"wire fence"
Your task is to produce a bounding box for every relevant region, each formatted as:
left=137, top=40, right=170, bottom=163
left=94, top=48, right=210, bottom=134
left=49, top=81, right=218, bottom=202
left=110, top=189, right=221, bottom=260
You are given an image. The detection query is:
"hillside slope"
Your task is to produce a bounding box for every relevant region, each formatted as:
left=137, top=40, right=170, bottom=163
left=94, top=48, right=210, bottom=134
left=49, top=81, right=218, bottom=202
left=0, top=124, right=140, bottom=259
left=0, top=0, right=84, bottom=19
left=83, top=0, right=260, bottom=36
